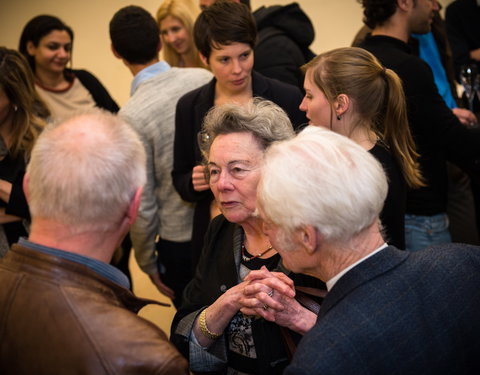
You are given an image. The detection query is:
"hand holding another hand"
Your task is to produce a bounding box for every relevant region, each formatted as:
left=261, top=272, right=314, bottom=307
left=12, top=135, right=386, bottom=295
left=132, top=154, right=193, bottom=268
left=239, top=267, right=317, bottom=335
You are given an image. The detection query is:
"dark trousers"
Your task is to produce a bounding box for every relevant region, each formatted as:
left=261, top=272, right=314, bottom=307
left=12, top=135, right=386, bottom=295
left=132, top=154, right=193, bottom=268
left=156, top=238, right=193, bottom=309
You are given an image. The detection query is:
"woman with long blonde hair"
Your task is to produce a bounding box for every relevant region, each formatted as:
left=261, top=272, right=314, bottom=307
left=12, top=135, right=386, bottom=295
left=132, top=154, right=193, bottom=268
left=300, top=47, right=424, bottom=249
left=157, top=0, right=205, bottom=68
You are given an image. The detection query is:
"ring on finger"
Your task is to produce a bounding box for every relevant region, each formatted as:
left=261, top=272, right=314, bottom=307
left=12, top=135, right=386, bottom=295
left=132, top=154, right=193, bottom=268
left=267, top=289, right=274, bottom=297
left=262, top=304, right=268, bottom=310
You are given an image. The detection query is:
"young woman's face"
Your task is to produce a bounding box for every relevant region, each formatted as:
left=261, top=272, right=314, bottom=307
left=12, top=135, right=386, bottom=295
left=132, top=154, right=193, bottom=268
left=27, top=29, right=72, bottom=74
left=299, top=70, right=333, bottom=128
left=204, top=42, right=254, bottom=95
left=160, top=15, right=191, bottom=56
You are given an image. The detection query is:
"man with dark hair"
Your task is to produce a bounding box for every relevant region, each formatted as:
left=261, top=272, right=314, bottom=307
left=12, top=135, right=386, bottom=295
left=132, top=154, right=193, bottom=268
left=200, top=0, right=250, bottom=10
left=0, top=110, right=188, bottom=374
left=110, top=6, right=212, bottom=308
left=198, top=0, right=315, bottom=89
left=358, top=0, right=480, bottom=251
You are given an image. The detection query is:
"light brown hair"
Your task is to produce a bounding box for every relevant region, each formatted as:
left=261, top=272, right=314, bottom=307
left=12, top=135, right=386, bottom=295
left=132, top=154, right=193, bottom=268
left=302, top=47, right=424, bottom=188
left=0, top=47, right=46, bottom=160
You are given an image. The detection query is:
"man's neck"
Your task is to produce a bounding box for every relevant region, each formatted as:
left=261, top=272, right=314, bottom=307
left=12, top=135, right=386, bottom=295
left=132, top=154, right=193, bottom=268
left=28, top=219, right=121, bottom=263
left=127, top=57, right=160, bottom=77
left=371, top=24, right=410, bottom=43
left=314, top=223, right=386, bottom=282
left=371, top=11, right=411, bottom=43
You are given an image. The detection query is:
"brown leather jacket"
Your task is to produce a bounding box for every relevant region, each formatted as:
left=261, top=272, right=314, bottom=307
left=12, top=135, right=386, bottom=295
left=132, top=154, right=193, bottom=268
left=0, top=244, right=189, bottom=375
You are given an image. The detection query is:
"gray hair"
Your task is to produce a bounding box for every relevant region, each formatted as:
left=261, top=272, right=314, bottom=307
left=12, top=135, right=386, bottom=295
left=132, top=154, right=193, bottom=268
left=258, top=126, right=388, bottom=243
left=200, top=98, right=295, bottom=161
left=26, top=109, right=146, bottom=234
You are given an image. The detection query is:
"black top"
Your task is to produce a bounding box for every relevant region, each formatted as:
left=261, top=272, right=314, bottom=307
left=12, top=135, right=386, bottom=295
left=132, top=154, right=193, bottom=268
left=172, top=71, right=307, bottom=267
left=360, top=35, right=480, bottom=216
left=369, top=142, right=406, bottom=249
left=0, top=155, right=27, bottom=245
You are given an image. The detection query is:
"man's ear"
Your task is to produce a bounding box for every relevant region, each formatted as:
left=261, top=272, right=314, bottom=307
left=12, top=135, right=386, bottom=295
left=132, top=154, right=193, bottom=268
left=22, top=173, right=30, bottom=203
left=334, top=94, right=350, bottom=118
left=126, top=186, right=143, bottom=226
left=396, top=0, right=411, bottom=12
left=111, top=44, right=121, bottom=59
left=297, top=224, right=319, bottom=255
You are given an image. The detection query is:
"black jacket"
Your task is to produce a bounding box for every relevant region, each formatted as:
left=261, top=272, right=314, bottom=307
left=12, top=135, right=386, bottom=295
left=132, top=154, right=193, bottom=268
left=253, top=3, right=316, bottom=89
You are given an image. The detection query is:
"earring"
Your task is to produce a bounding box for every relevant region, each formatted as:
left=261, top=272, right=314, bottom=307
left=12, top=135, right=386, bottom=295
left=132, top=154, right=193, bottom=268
left=13, top=105, right=18, bottom=112
left=336, top=114, right=341, bottom=120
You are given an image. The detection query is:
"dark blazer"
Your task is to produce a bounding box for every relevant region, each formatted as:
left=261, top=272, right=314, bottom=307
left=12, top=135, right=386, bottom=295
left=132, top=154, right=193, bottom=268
left=285, top=244, right=480, bottom=374
left=172, top=71, right=307, bottom=267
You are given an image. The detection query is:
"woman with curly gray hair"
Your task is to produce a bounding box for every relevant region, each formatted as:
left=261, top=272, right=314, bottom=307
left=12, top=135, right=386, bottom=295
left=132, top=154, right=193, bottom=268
left=171, top=98, right=324, bottom=374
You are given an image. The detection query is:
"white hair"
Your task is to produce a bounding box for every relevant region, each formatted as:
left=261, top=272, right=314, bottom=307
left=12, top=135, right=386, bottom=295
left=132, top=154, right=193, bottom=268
left=27, top=109, right=146, bottom=234
left=258, top=126, right=388, bottom=243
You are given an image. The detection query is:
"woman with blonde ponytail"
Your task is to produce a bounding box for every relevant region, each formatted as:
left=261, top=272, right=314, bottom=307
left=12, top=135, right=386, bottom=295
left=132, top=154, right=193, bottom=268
left=300, top=46, right=423, bottom=249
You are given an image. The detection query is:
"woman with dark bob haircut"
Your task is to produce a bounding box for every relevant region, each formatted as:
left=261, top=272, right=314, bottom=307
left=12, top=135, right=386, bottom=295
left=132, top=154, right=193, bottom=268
left=19, top=15, right=118, bottom=121
left=172, top=0, right=307, bottom=268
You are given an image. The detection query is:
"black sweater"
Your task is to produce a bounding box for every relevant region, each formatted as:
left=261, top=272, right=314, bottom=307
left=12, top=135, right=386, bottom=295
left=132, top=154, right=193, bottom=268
left=360, top=35, right=480, bottom=216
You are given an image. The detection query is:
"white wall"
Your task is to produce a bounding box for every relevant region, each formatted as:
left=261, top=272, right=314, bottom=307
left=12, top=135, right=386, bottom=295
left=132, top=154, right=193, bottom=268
left=0, top=0, right=453, bottom=106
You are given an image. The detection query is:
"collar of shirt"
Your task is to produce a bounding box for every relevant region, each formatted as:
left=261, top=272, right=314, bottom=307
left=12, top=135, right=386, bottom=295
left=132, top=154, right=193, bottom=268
left=130, top=61, right=171, bottom=96
left=18, top=237, right=130, bottom=289
left=326, top=243, right=388, bottom=291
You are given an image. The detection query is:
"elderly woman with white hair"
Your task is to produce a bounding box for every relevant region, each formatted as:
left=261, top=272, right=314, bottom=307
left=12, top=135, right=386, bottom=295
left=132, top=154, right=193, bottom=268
left=170, top=99, right=325, bottom=375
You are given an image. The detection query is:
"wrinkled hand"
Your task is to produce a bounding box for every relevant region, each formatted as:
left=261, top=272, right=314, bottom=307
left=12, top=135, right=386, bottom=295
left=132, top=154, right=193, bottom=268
left=238, top=267, right=317, bottom=334
left=149, top=271, right=175, bottom=300
left=452, top=107, right=478, bottom=127
left=192, top=165, right=209, bottom=192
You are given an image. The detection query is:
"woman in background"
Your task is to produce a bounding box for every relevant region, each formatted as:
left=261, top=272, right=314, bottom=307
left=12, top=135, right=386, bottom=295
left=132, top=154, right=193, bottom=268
left=157, top=0, right=205, bottom=68
left=0, top=47, right=46, bottom=256
left=300, top=47, right=424, bottom=249
left=19, top=15, right=118, bottom=121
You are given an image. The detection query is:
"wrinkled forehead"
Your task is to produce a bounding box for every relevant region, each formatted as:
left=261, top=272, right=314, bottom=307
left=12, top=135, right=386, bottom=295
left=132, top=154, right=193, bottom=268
left=208, top=132, right=264, bottom=163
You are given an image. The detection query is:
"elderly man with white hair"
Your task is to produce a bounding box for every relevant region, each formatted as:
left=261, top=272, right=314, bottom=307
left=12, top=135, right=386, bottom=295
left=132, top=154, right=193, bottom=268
left=247, top=126, right=480, bottom=374
left=0, top=109, right=188, bottom=374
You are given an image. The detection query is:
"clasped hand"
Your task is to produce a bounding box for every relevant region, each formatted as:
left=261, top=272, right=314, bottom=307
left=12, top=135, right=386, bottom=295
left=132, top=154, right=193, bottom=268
left=238, top=266, right=316, bottom=335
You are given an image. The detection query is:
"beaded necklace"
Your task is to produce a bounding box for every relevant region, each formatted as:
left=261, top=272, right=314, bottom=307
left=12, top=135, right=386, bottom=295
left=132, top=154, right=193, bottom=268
left=241, top=243, right=274, bottom=262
